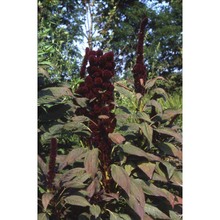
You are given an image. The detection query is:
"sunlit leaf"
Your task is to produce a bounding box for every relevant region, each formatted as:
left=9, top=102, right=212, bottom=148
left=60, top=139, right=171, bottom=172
left=128, top=194, right=144, bottom=220
left=139, top=123, right=153, bottom=147
left=136, top=112, right=152, bottom=123
left=38, top=155, right=48, bottom=175
left=42, top=193, right=54, bottom=210
left=152, top=87, right=168, bottom=101
left=108, top=132, right=125, bottom=144
left=121, top=142, right=161, bottom=162
left=84, top=148, right=99, bottom=178
left=65, top=195, right=90, bottom=207
left=59, top=148, right=86, bottom=170
left=38, top=213, right=48, bottom=220
left=111, top=164, right=131, bottom=195
left=144, top=203, right=170, bottom=219
left=155, top=128, right=182, bottom=143
left=145, top=76, right=165, bottom=90
left=162, top=161, right=176, bottom=179
left=156, top=142, right=182, bottom=160
left=138, top=162, right=156, bottom=179
left=145, top=100, right=163, bottom=113
left=90, top=204, right=101, bottom=218
left=170, top=170, right=182, bottom=186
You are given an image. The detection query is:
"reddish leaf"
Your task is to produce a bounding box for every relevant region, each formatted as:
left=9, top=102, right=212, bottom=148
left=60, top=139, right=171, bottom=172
left=130, top=178, right=145, bottom=208
left=101, top=192, right=119, bottom=202
left=144, top=214, right=154, bottom=220
left=59, top=148, right=85, bottom=170
left=60, top=168, right=85, bottom=183
left=156, top=142, right=182, bottom=160
left=155, top=128, right=182, bottom=143
left=111, top=164, right=131, bottom=196
left=108, top=133, right=125, bottom=144
left=38, top=155, right=48, bottom=175
left=87, top=178, right=99, bottom=198
left=138, top=162, right=156, bottom=179
left=128, top=194, right=144, bottom=220
left=84, top=148, right=99, bottom=178
left=121, top=142, right=161, bottom=162
left=142, top=183, right=175, bottom=208
left=42, top=193, right=54, bottom=210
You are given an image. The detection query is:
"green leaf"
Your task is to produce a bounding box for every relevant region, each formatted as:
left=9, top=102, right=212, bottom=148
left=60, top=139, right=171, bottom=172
left=170, top=170, right=182, bottom=186
left=90, top=204, right=101, bottom=218
left=111, top=164, right=131, bottom=195
left=145, top=100, right=163, bottom=113
left=155, top=128, right=182, bottom=143
left=152, top=87, right=168, bottom=101
left=115, top=84, right=133, bottom=98
left=139, top=123, right=153, bottom=147
left=162, top=161, right=176, bottom=179
left=136, top=112, right=152, bottom=123
left=169, top=210, right=182, bottom=220
left=138, top=162, right=156, bottom=179
left=38, top=213, right=48, bottom=220
left=145, top=76, right=165, bottom=90
left=156, top=142, right=182, bottom=160
left=38, top=87, right=73, bottom=105
left=84, top=148, right=99, bottom=178
left=65, top=195, right=90, bottom=207
left=144, top=203, right=170, bottom=219
left=160, top=109, right=182, bottom=121
left=42, top=193, right=54, bottom=210
left=121, top=142, right=161, bottom=162
left=142, top=182, right=175, bottom=208
left=108, top=210, right=132, bottom=220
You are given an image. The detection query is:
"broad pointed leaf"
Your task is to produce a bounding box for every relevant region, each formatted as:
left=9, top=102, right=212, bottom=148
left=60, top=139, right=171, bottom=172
left=84, top=148, right=99, bottom=178
left=139, top=123, right=153, bottom=147
left=130, top=178, right=145, bottom=208
left=108, top=132, right=125, bottom=144
left=38, top=213, right=48, bottom=220
left=144, top=203, right=170, bottom=219
left=156, top=142, right=182, bottom=160
left=162, top=161, right=176, bottom=179
left=90, top=204, right=101, bottom=218
left=59, top=148, right=86, bottom=170
left=111, top=164, right=131, bottom=195
left=145, top=76, right=165, bottom=90
left=128, top=194, right=144, bottom=220
left=42, top=193, right=54, bottom=210
left=138, top=162, right=156, bottom=179
left=38, top=155, right=48, bottom=175
left=145, top=100, right=163, bottom=113
left=65, top=195, right=90, bottom=207
left=155, top=128, right=182, bottom=143
left=136, top=112, right=152, bottom=123
left=121, top=142, right=161, bottom=162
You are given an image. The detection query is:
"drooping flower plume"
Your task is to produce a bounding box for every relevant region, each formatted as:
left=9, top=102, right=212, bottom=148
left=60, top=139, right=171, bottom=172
left=132, top=16, right=148, bottom=95
left=47, top=138, right=58, bottom=191
left=75, top=49, right=116, bottom=191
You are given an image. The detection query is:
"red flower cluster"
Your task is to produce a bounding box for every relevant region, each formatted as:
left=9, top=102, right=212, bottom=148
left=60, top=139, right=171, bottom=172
left=47, top=138, right=58, bottom=191
left=132, top=16, right=148, bottom=95
left=75, top=49, right=116, bottom=189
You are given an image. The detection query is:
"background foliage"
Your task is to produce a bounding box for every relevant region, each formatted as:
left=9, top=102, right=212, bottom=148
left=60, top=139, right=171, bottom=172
left=38, top=0, right=182, bottom=219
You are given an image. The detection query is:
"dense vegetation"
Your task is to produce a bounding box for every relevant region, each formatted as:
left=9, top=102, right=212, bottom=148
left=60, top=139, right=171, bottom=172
left=38, top=0, right=182, bottom=219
